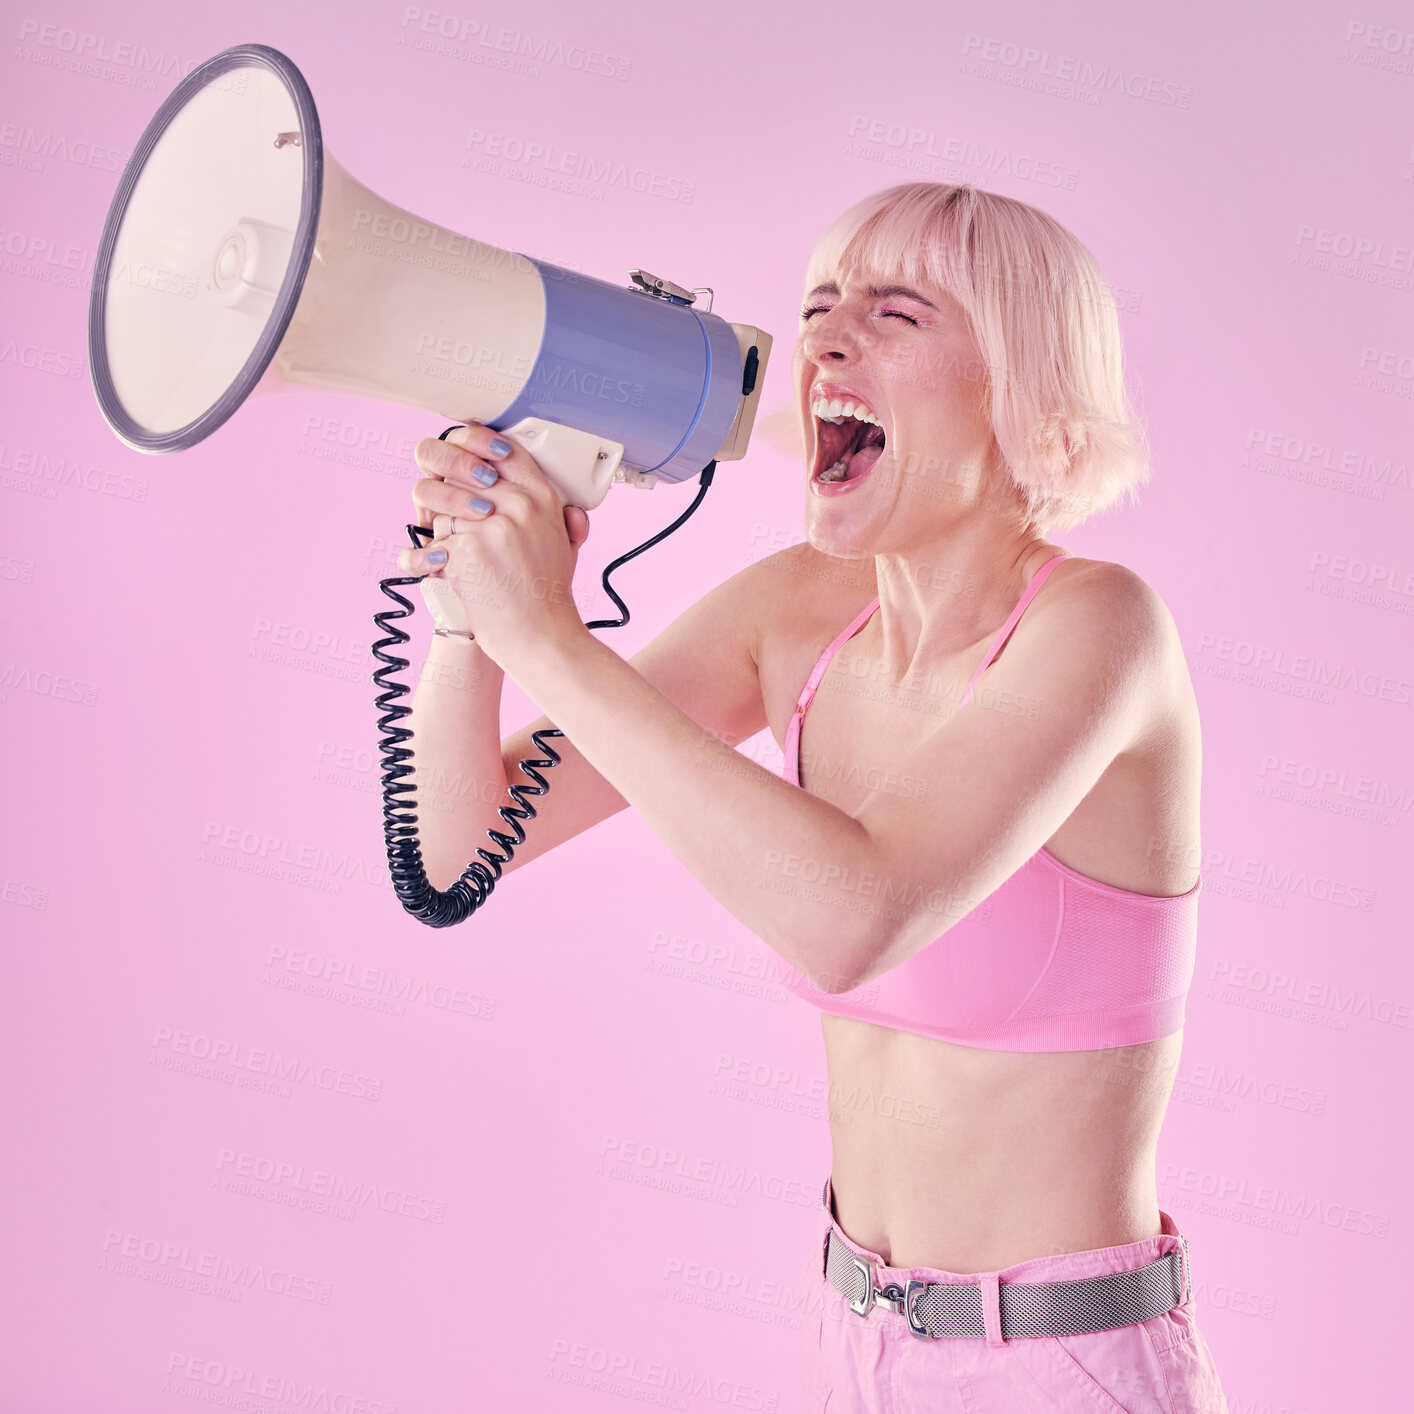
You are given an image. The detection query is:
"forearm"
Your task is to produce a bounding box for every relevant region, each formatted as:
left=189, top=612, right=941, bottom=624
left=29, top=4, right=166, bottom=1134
left=406, top=633, right=511, bottom=891
left=504, top=627, right=881, bottom=991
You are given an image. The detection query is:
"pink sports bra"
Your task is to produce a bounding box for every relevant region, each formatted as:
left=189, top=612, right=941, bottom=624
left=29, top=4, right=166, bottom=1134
left=779, top=554, right=1201, bottom=1053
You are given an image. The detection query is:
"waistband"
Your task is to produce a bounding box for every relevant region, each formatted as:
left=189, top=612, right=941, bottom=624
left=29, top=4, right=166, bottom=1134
left=820, top=1170, right=1193, bottom=1300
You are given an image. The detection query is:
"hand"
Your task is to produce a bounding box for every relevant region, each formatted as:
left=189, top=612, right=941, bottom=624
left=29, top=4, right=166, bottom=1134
left=398, top=423, right=592, bottom=670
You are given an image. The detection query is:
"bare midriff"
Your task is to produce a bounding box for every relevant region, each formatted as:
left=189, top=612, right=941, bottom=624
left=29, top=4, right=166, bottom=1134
left=761, top=547, right=1202, bottom=1273
left=820, top=1015, right=1181, bottom=1271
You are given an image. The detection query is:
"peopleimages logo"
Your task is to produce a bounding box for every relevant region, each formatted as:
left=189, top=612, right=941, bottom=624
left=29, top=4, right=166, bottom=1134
left=959, top=33, right=1193, bottom=107
left=398, top=7, right=631, bottom=81
left=1241, top=425, right=1410, bottom=501
left=1193, top=629, right=1413, bottom=708
left=462, top=129, right=696, bottom=203
left=162, top=1352, right=397, bottom=1414
left=11, top=19, right=222, bottom=92
left=533, top=360, right=644, bottom=407
left=1158, top=1162, right=1389, bottom=1239
left=1206, top=958, right=1413, bottom=1032
left=1340, top=20, right=1414, bottom=76
left=845, top=116, right=1079, bottom=190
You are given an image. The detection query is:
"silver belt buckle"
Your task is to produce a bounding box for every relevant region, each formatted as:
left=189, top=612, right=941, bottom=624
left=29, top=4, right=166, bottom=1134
left=847, top=1254, right=875, bottom=1316
left=903, top=1278, right=932, bottom=1338
left=846, top=1252, right=908, bottom=1318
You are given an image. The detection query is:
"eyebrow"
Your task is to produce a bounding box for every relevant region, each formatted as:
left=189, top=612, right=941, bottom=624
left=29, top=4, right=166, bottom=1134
left=804, top=281, right=939, bottom=311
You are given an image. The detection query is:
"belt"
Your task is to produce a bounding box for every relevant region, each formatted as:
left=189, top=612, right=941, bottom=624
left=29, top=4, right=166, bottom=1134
left=820, top=1180, right=1191, bottom=1341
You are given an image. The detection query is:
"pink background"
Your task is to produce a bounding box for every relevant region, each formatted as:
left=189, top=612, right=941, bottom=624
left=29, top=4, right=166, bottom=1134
left=3, top=0, right=1411, bottom=1408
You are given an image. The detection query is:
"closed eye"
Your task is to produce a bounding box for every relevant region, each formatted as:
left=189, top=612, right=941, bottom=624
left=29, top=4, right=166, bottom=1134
left=799, top=304, right=920, bottom=326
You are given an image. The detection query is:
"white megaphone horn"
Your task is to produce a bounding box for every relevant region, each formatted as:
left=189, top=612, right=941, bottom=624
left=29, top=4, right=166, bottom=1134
left=87, top=42, right=773, bottom=511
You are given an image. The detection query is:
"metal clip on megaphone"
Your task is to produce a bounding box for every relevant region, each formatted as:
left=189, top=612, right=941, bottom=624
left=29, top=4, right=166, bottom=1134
left=86, top=42, right=774, bottom=928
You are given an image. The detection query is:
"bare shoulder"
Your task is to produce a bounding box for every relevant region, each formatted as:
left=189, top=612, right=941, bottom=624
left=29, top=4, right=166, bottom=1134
left=1034, top=555, right=1197, bottom=749
left=744, top=541, right=877, bottom=646
left=634, top=540, right=864, bottom=687
left=1039, top=556, right=1179, bottom=644
left=621, top=541, right=860, bottom=722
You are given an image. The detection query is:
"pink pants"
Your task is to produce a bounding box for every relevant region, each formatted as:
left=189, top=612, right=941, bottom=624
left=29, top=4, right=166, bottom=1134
left=800, top=1178, right=1229, bottom=1413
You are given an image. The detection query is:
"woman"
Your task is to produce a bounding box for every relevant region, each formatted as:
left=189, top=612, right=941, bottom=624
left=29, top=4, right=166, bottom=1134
left=398, top=183, right=1228, bottom=1413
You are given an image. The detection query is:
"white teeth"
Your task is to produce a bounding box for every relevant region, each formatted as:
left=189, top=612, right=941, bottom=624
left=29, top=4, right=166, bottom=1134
left=811, top=394, right=880, bottom=426
left=818, top=459, right=850, bottom=482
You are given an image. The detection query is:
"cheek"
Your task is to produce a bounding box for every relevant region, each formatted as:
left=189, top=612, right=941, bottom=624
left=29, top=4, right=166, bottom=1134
left=876, top=351, right=935, bottom=401
left=884, top=417, right=963, bottom=487
left=880, top=332, right=975, bottom=391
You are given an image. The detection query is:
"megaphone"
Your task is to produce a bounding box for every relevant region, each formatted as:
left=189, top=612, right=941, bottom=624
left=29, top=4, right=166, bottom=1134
left=87, top=41, right=777, bottom=931
left=87, top=42, right=773, bottom=511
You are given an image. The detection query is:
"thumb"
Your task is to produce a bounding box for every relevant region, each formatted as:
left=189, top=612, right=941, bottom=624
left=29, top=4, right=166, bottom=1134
left=564, top=504, right=591, bottom=550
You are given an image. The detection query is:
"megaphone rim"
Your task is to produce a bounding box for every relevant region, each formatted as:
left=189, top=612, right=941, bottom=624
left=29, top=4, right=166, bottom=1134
left=87, top=42, right=324, bottom=454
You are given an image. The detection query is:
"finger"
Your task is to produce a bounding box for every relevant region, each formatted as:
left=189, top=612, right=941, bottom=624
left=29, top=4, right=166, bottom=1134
left=412, top=472, right=442, bottom=531
left=432, top=512, right=458, bottom=539
left=564, top=505, right=591, bottom=548
left=443, top=422, right=517, bottom=466
left=436, top=425, right=551, bottom=504
left=414, top=469, right=500, bottom=524
left=414, top=435, right=504, bottom=501
left=411, top=463, right=491, bottom=528
left=397, top=543, right=449, bottom=576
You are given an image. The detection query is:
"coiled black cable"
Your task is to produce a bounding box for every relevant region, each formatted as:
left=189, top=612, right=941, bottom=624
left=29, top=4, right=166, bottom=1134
left=372, top=423, right=717, bottom=928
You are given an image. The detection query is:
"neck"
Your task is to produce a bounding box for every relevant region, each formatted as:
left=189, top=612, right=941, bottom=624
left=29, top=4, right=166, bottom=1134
left=867, top=525, right=1065, bottom=686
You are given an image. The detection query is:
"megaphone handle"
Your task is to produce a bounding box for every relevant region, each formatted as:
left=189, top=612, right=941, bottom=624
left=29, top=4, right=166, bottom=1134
left=496, top=418, right=624, bottom=511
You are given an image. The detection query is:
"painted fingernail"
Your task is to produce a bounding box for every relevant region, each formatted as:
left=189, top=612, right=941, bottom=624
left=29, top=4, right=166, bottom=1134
left=487, top=438, right=512, bottom=458
left=471, top=464, right=498, bottom=486
left=469, top=496, right=495, bottom=514
left=427, top=549, right=448, bottom=564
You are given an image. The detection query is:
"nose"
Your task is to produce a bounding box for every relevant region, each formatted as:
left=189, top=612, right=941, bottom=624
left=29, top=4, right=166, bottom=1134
left=800, top=303, right=873, bottom=365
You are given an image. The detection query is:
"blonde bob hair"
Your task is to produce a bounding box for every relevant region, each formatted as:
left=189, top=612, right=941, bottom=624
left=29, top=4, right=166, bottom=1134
left=799, top=182, right=1149, bottom=533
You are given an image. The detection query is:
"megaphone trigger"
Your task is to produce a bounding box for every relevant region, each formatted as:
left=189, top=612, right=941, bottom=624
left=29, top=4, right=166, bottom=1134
left=494, top=418, right=625, bottom=512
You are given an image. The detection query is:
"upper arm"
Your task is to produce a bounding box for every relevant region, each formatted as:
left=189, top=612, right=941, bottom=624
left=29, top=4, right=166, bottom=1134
left=493, top=556, right=770, bottom=873
left=849, top=563, right=1170, bottom=980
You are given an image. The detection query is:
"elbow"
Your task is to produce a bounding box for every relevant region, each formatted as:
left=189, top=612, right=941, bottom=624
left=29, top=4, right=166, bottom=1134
left=767, top=925, right=872, bottom=997
left=816, top=968, right=865, bottom=997
left=809, top=929, right=883, bottom=996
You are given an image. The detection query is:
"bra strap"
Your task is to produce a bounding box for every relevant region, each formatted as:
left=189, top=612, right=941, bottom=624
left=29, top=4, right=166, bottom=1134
left=786, top=595, right=881, bottom=784
left=959, top=554, right=1070, bottom=709
left=795, top=596, right=882, bottom=715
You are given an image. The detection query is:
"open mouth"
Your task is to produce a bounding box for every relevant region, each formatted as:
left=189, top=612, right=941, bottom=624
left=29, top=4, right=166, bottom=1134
left=811, top=400, right=887, bottom=485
